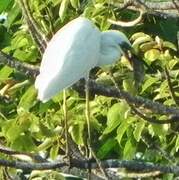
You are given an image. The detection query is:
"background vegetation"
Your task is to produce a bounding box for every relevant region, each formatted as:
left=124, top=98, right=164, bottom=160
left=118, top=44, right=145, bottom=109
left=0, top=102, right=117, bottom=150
left=0, top=0, right=179, bottom=179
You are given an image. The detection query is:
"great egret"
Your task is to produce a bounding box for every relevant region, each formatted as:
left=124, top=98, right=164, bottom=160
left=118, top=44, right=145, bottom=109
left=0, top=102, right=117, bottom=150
left=35, top=17, right=132, bottom=162
left=35, top=17, right=131, bottom=102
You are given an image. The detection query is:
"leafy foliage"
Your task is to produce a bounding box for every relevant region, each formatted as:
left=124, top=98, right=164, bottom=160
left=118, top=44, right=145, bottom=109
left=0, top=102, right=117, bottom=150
left=0, top=0, right=179, bottom=179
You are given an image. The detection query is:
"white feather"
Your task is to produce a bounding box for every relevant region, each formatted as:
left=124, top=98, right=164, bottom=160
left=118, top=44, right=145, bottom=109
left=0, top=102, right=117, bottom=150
left=35, top=17, right=100, bottom=102
left=35, top=17, right=131, bottom=102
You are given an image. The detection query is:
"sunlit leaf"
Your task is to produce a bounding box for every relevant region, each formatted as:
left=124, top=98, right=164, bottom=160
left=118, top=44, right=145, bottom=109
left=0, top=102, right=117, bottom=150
left=70, top=0, right=80, bottom=9
left=103, top=102, right=129, bottom=135
left=50, top=144, right=59, bottom=160
left=141, top=77, right=158, bottom=93
left=116, top=117, right=135, bottom=145
left=69, top=122, right=84, bottom=145
left=123, top=139, right=136, bottom=160
left=133, top=121, right=145, bottom=142
left=132, top=35, right=153, bottom=50
left=144, top=49, right=160, bottom=62
left=18, top=85, right=37, bottom=112
left=140, top=41, right=157, bottom=52
left=59, top=0, right=69, bottom=21
left=130, top=32, right=147, bottom=41
left=163, top=41, right=177, bottom=51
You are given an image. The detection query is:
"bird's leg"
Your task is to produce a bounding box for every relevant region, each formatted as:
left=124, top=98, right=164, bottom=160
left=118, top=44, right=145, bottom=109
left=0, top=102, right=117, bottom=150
left=63, top=90, right=71, bottom=167
left=85, top=77, right=92, bottom=158
left=85, top=76, right=92, bottom=179
left=85, top=77, right=109, bottom=180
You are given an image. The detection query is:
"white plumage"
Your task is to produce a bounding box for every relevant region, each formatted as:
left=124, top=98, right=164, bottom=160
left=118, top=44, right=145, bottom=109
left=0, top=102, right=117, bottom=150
left=35, top=17, right=131, bottom=102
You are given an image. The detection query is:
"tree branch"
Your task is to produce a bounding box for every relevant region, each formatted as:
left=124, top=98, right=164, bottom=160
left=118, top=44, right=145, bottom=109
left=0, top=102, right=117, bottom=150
left=17, top=0, right=47, bottom=54
left=110, top=0, right=179, bottom=19
left=1, top=51, right=179, bottom=118
left=0, top=51, right=39, bottom=78
left=130, top=104, right=179, bottom=124
left=0, top=145, right=46, bottom=163
left=108, top=9, right=144, bottom=27
left=1, top=158, right=179, bottom=175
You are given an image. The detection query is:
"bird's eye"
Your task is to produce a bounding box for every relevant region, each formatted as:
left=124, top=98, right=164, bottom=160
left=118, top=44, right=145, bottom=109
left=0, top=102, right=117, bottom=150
left=119, top=42, right=132, bottom=52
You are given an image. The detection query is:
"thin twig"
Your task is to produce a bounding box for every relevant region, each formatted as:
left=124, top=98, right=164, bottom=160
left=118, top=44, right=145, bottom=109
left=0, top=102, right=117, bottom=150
left=108, top=9, right=144, bottom=27
left=0, top=51, right=39, bottom=78
left=142, top=136, right=177, bottom=164
left=130, top=105, right=179, bottom=124
left=0, top=145, right=47, bottom=163
left=164, top=66, right=178, bottom=105
left=1, top=51, right=179, bottom=119
left=18, top=0, right=47, bottom=54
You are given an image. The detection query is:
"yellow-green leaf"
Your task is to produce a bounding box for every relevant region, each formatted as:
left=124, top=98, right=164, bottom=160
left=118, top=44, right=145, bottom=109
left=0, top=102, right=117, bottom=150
left=59, top=0, right=69, bottom=21
left=163, top=41, right=177, bottom=51
left=70, top=0, right=80, bottom=9
left=144, top=49, right=160, bottom=62
left=18, top=85, right=37, bottom=112
left=141, top=77, right=158, bottom=93
left=130, top=32, right=147, bottom=41
left=133, top=121, right=145, bottom=142
left=103, top=102, right=129, bottom=135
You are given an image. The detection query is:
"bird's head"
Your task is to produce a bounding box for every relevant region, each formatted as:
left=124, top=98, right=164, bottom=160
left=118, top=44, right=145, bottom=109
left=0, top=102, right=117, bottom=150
left=99, top=30, right=145, bottom=89
left=99, top=30, right=132, bottom=66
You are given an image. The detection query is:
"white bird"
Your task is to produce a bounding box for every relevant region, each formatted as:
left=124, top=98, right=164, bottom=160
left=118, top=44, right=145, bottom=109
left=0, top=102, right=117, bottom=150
left=35, top=17, right=131, bottom=102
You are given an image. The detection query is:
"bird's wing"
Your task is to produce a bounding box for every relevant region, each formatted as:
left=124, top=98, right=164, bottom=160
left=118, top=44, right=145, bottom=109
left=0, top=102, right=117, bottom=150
left=35, top=17, right=101, bottom=102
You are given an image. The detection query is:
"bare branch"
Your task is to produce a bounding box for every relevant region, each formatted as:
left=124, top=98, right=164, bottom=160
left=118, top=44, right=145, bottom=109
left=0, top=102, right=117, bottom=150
left=0, top=145, right=46, bottom=163
left=108, top=9, right=144, bottom=27
left=1, top=158, right=179, bottom=175
left=110, top=1, right=179, bottom=19
left=130, top=105, right=179, bottom=124
left=1, top=51, right=179, bottom=118
left=0, top=51, right=39, bottom=78
left=17, top=0, right=47, bottom=54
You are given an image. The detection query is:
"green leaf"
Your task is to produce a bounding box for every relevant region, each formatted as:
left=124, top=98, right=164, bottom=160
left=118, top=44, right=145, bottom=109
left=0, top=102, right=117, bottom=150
left=133, top=121, right=145, bottom=142
left=51, top=0, right=63, bottom=6
left=148, top=124, right=169, bottom=137
left=39, top=122, right=55, bottom=137
left=158, top=50, right=172, bottom=64
left=70, top=0, right=80, bottom=9
left=5, top=2, right=21, bottom=28
left=59, top=0, right=69, bottom=21
left=175, top=135, right=179, bottom=152
left=132, top=35, right=153, bottom=50
left=168, top=59, right=178, bottom=70
left=37, top=138, right=53, bottom=151
left=0, top=66, right=13, bottom=81
left=18, top=85, right=37, bottom=112
left=123, top=79, right=136, bottom=95
left=140, top=41, right=157, bottom=52
left=163, top=41, right=177, bottom=51
left=3, top=120, right=22, bottom=141
left=130, top=32, right=147, bottom=41
left=103, top=102, right=129, bottom=134
left=50, top=144, right=59, bottom=160
left=116, top=117, right=135, bottom=145
left=141, top=77, right=158, bottom=93
left=11, top=134, right=36, bottom=151
left=13, top=48, right=38, bottom=62
left=144, top=49, right=160, bottom=62
left=123, top=139, right=136, bottom=160
left=0, top=0, right=12, bottom=13
left=0, top=25, right=11, bottom=48
left=97, top=138, right=117, bottom=159
left=69, top=122, right=84, bottom=145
